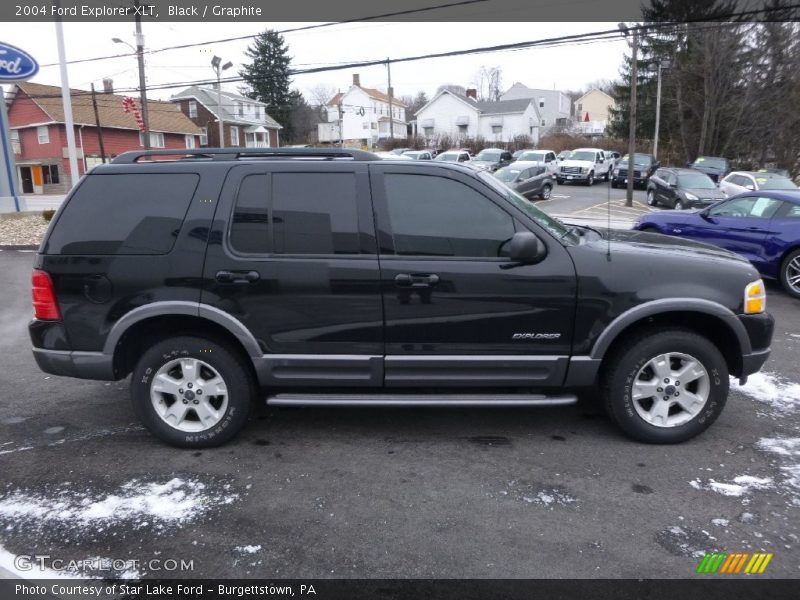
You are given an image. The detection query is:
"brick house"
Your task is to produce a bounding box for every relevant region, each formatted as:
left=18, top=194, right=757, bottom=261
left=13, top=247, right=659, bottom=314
left=6, top=81, right=201, bottom=194
left=170, top=86, right=281, bottom=148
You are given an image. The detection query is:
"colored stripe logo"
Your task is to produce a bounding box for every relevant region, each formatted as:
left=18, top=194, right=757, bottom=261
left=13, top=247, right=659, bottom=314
left=696, top=552, right=773, bottom=574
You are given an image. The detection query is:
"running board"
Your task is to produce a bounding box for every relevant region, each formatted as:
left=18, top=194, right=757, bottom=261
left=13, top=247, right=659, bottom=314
left=266, top=393, right=578, bottom=407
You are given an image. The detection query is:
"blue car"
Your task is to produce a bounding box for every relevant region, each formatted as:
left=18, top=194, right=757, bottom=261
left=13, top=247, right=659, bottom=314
left=635, top=190, right=800, bottom=298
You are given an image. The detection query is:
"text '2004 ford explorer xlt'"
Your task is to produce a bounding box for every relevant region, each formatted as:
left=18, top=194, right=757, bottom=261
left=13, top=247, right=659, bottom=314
left=29, top=148, right=774, bottom=448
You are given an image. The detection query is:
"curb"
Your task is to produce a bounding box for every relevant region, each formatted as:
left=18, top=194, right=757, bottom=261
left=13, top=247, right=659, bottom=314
left=0, top=245, right=38, bottom=250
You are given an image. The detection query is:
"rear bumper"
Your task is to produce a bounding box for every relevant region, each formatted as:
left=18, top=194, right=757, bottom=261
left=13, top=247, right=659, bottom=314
left=32, top=348, right=115, bottom=381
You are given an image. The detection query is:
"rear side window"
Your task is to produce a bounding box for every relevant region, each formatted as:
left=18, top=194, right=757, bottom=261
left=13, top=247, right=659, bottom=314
left=229, top=172, right=360, bottom=255
left=383, top=174, right=515, bottom=258
left=46, top=173, right=198, bottom=255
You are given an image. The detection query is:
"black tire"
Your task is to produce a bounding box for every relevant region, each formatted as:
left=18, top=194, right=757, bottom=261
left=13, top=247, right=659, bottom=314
left=539, top=184, right=552, bottom=200
left=779, top=248, right=800, bottom=299
left=674, top=199, right=685, bottom=210
left=604, top=170, right=610, bottom=182
left=647, top=189, right=657, bottom=206
left=601, top=328, right=729, bottom=443
left=611, top=180, right=618, bottom=189
left=640, top=226, right=661, bottom=233
left=556, top=178, right=563, bottom=185
left=586, top=172, right=594, bottom=186
left=131, top=336, right=254, bottom=448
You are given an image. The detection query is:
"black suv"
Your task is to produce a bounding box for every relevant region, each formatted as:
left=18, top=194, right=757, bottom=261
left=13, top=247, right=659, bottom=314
left=30, top=148, right=774, bottom=448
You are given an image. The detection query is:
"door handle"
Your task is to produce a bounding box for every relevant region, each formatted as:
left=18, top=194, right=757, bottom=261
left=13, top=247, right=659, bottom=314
left=394, top=273, right=440, bottom=288
left=216, top=270, right=260, bottom=284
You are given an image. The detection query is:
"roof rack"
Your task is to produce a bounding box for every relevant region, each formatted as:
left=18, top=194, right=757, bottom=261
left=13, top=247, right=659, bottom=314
left=112, top=147, right=381, bottom=164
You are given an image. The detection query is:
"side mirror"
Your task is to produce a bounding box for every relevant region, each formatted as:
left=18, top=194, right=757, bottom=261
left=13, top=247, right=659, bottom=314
left=744, top=184, right=755, bottom=191
left=509, top=232, right=547, bottom=264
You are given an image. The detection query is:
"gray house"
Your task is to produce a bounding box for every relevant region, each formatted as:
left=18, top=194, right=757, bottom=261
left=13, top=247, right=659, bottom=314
left=500, top=83, right=572, bottom=132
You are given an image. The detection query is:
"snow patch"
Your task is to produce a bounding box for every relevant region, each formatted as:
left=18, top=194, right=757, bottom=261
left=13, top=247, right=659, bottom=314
left=734, top=372, right=800, bottom=415
left=235, top=545, right=262, bottom=554
left=690, top=475, right=773, bottom=497
left=711, top=518, right=729, bottom=527
left=0, top=477, right=239, bottom=535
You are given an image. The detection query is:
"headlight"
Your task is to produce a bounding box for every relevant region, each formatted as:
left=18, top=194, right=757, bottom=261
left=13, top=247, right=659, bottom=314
left=744, top=280, right=766, bottom=314
left=613, top=168, right=620, bottom=175
left=684, top=192, right=699, bottom=201
left=581, top=167, right=589, bottom=174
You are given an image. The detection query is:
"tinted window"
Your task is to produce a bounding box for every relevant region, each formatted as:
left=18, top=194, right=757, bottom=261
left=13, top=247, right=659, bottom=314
left=384, top=174, right=515, bottom=257
left=47, top=173, right=198, bottom=255
left=709, top=196, right=782, bottom=219
left=229, top=172, right=360, bottom=255
left=782, top=203, right=800, bottom=218
left=230, top=174, right=269, bottom=254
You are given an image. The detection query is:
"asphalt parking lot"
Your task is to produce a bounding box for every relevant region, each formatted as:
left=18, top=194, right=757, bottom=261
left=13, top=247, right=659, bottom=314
left=1, top=217, right=799, bottom=580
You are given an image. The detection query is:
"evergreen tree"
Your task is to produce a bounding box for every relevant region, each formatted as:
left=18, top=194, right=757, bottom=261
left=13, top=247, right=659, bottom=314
left=239, top=29, right=294, bottom=135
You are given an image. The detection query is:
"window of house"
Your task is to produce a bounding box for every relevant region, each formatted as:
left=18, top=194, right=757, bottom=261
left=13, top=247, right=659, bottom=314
left=229, top=172, right=361, bottom=255
left=539, top=97, right=545, bottom=108
left=238, top=102, right=244, bottom=117
left=43, top=165, right=59, bottom=185
left=577, top=103, right=582, bottom=114
left=383, top=174, right=516, bottom=258
left=37, top=126, right=49, bottom=144
left=140, top=132, right=165, bottom=148
left=199, top=128, right=208, bottom=146
left=188, top=101, right=197, bottom=118
left=185, top=135, right=195, bottom=149
left=491, top=125, right=502, bottom=134
left=458, top=124, right=468, bottom=134
left=423, top=127, right=434, bottom=136
left=255, top=105, right=261, bottom=119
left=230, top=126, right=239, bottom=146
left=541, top=119, right=546, bottom=127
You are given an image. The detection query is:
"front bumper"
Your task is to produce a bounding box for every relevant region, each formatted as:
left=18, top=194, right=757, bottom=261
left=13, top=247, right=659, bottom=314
left=612, top=175, right=647, bottom=185
left=737, top=312, right=774, bottom=381
left=558, top=173, right=590, bottom=182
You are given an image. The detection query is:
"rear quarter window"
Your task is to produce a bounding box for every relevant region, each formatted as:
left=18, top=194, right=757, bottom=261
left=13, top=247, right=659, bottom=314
left=45, top=173, right=199, bottom=255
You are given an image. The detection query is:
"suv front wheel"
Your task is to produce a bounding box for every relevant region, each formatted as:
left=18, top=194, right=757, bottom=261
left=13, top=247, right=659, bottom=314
left=131, top=336, right=254, bottom=448
left=602, top=328, right=728, bottom=443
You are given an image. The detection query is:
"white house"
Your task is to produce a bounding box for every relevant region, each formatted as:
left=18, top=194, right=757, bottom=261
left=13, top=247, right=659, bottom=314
left=414, top=89, right=542, bottom=144
left=499, top=83, right=572, bottom=132
left=318, top=74, right=407, bottom=146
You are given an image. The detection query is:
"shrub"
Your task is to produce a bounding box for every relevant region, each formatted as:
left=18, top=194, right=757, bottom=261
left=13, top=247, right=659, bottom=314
left=42, top=209, right=56, bottom=222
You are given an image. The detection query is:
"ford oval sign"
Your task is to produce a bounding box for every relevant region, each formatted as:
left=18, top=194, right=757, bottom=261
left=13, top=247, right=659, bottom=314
left=0, top=42, right=39, bottom=82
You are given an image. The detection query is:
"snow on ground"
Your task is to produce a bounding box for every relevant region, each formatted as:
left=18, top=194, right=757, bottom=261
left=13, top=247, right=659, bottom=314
left=0, top=477, right=239, bottom=535
left=689, top=475, right=773, bottom=498
left=733, top=371, right=800, bottom=415
left=234, top=545, right=262, bottom=554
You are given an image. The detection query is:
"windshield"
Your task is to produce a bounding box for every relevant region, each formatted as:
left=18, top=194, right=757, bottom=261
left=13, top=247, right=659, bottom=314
left=621, top=154, right=651, bottom=166
left=403, top=152, right=422, bottom=159
left=518, top=151, right=546, bottom=162
left=678, top=173, right=716, bottom=189
left=478, top=171, right=579, bottom=244
left=758, top=176, right=798, bottom=190
left=569, top=151, right=596, bottom=161
left=693, top=157, right=726, bottom=169
left=494, top=168, right=521, bottom=183
left=475, top=149, right=502, bottom=161
left=434, top=152, right=459, bottom=162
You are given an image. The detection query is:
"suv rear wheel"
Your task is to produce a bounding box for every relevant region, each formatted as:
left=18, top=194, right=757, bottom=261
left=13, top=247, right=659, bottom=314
left=647, top=189, right=657, bottom=206
left=539, top=184, right=552, bottom=200
left=602, top=328, right=728, bottom=443
left=131, top=336, right=253, bottom=448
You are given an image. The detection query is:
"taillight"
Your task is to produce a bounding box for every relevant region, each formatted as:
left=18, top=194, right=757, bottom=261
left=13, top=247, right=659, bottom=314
left=32, top=269, right=62, bottom=320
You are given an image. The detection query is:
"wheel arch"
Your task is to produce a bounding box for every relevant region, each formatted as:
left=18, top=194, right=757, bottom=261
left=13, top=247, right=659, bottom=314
left=592, top=299, right=750, bottom=378
left=106, top=302, right=261, bottom=380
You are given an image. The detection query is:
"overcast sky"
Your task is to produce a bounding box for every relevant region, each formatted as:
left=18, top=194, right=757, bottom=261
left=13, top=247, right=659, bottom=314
left=2, top=21, right=628, bottom=104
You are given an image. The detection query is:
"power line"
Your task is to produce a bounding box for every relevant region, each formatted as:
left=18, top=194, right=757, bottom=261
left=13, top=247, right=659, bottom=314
left=38, top=0, right=490, bottom=68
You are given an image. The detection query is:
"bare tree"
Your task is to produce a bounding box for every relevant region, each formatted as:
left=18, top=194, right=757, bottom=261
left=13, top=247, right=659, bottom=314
left=436, top=83, right=467, bottom=96
left=471, top=66, right=503, bottom=101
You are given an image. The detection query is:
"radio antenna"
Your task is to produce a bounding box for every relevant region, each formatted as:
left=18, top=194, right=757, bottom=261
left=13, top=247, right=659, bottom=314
left=607, top=161, right=612, bottom=260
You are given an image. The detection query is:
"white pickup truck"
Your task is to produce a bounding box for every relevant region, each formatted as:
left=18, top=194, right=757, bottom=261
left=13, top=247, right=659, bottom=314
left=556, top=147, right=613, bottom=186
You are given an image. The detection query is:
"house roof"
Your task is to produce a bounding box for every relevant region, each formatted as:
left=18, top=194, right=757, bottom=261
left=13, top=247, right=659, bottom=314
left=327, top=85, right=408, bottom=108
left=415, top=89, right=539, bottom=117
left=12, top=81, right=201, bottom=134
left=170, top=86, right=282, bottom=129
left=574, top=88, right=615, bottom=103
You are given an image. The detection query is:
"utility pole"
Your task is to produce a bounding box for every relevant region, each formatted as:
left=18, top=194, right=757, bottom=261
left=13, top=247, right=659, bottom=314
left=386, top=58, right=394, bottom=141
left=134, top=0, right=150, bottom=150
left=338, top=100, right=344, bottom=148
left=653, top=60, right=671, bottom=161
left=621, top=25, right=639, bottom=208
left=211, top=56, right=233, bottom=147
left=54, top=1, right=79, bottom=189
left=90, top=84, right=107, bottom=163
